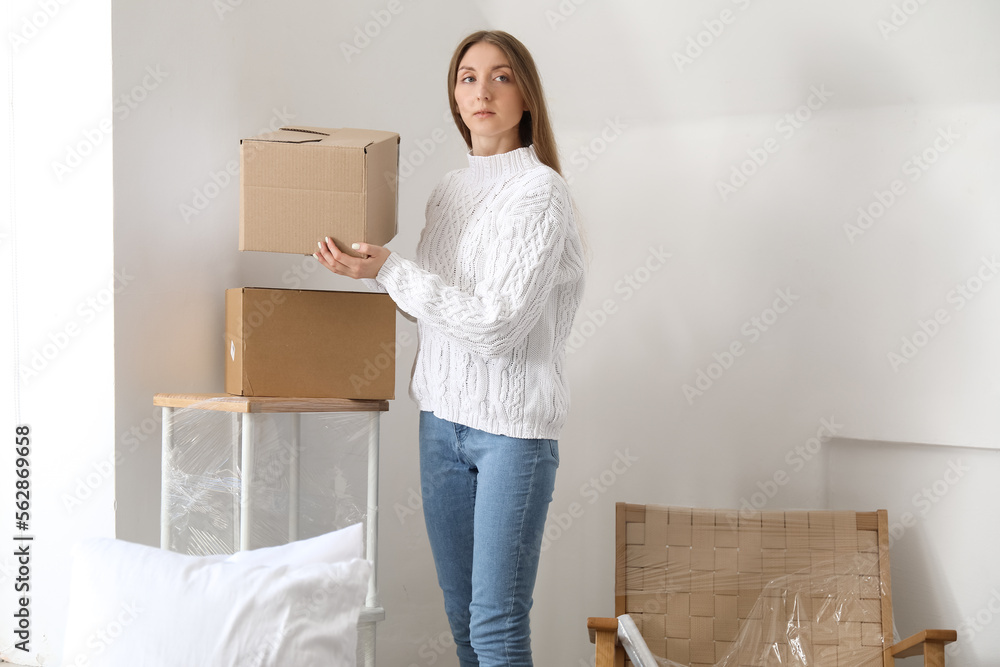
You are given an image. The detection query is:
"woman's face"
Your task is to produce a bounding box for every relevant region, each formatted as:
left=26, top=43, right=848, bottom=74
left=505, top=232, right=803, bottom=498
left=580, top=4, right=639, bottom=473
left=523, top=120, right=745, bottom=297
left=454, top=41, right=527, bottom=153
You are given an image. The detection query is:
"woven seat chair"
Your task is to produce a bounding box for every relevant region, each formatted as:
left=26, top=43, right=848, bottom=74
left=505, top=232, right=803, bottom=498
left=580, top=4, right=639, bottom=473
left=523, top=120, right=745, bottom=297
left=587, top=503, right=956, bottom=667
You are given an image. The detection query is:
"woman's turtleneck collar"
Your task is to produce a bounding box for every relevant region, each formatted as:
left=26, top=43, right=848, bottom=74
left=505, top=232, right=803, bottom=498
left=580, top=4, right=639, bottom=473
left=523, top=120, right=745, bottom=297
left=466, top=144, right=540, bottom=182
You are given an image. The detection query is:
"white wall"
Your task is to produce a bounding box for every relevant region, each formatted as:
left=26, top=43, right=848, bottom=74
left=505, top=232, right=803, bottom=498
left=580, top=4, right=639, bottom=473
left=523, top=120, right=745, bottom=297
left=2, top=0, right=985, bottom=665
left=2, top=1, right=115, bottom=664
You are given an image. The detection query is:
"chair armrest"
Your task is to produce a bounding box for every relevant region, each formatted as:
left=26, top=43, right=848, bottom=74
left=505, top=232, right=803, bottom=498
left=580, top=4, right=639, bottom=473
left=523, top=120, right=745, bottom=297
left=889, top=629, right=957, bottom=660
left=587, top=617, right=619, bottom=644
left=587, top=617, right=620, bottom=667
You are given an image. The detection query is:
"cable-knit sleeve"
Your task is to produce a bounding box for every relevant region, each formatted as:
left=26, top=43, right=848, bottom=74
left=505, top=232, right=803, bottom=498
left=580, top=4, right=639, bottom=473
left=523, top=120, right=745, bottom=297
left=362, top=276, right=418, bottom=324
left=373, top=176, right=571, bottom=358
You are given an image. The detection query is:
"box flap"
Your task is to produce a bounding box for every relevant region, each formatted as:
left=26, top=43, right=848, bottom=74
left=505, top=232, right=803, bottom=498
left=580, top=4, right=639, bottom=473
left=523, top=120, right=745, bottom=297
left=244, top=126, right=398, bottom=149
left=315, top=127, right=379, bottom=148
left=246, top=127, right=329, bottom=145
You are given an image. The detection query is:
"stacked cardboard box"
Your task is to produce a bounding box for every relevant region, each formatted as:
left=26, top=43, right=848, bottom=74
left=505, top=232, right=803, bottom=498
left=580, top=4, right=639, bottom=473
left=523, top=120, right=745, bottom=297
left=226, top=125, right=400, bottom=400
left=225, top=287, right=395, bottom=400
left=240, top=126, right=399, bottom=256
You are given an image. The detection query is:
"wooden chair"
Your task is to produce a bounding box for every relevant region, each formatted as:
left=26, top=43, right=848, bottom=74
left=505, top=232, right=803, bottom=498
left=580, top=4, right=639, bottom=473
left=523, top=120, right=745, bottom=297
left=587, top=504, right=956, bottom=667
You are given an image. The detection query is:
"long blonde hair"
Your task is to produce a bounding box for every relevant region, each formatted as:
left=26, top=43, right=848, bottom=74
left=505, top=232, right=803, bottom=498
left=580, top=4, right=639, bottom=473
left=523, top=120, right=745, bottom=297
left=447, top=30, right=562, bottom=176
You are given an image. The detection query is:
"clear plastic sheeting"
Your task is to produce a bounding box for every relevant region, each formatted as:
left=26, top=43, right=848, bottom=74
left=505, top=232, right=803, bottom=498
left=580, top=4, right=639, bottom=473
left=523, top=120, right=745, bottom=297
left=617, top=506, right=887, bottom=667
left=162, top=404, right=370, bottom=556
left=619, top=614, right=663, bottom=666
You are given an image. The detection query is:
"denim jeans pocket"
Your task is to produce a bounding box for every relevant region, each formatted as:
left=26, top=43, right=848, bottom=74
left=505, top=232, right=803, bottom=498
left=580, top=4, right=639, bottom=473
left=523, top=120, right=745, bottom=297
left=547, top=439, right=560, bottom=467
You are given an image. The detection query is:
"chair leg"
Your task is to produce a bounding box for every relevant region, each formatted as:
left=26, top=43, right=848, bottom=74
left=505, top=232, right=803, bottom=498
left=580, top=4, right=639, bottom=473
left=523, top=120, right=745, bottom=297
left=594, top=628, right=616, bottom=667
left=923, top=643, right=946, bottom=667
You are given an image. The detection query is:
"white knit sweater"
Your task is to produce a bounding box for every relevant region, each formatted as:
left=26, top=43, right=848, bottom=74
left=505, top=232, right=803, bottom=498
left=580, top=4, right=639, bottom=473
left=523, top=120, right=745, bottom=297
left=367, top=144, right=586, bottom=439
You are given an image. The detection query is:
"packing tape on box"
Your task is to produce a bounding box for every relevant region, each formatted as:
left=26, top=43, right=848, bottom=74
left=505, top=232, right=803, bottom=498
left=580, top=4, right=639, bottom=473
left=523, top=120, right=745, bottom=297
left=163, top=404, right=368, bottom=556
left=615, top=507, right=889, bottom=667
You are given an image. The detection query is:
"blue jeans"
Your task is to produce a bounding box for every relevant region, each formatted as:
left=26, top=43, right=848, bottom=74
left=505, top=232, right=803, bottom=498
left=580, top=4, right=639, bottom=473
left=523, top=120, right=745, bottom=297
left=419, top=411, right=559, bottom=667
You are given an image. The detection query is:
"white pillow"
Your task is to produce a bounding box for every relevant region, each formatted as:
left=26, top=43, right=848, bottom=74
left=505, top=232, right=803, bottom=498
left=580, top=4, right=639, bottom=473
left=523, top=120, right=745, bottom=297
left=220, top=522, right=364, bottom=567
left=61, top=527, right=371, bottom=667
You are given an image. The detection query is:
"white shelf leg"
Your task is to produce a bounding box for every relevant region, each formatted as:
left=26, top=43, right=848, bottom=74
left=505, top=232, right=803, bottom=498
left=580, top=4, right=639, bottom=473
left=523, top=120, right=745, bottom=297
left=366, top=411, right=380, bottom=609
left=359, top=622, right=375, bottom=667
left=160, top=406, right=174, bottom=550
left=289, top=414, right=300, bottom=542
left=232, top=413, right=240, bottom=552
left=240, top=412, right=255, bottom=551
left=359, top=410, right=382, bottom=667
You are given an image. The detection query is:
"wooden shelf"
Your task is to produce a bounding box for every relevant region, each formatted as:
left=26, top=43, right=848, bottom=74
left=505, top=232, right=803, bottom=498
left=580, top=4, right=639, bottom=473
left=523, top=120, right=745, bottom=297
left=153, top=393, right=389, bottom=414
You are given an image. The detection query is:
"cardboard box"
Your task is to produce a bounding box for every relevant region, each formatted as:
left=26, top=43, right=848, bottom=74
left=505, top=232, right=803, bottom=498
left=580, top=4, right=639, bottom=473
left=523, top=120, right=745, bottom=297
left=240, top=126, right=399, bottom=256
left=225, top=287, right=395, bottom=399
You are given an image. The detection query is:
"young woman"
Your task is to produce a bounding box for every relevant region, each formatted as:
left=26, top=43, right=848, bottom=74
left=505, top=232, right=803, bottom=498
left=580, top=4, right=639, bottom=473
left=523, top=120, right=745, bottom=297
left=314, top=30, right=586, bottom=667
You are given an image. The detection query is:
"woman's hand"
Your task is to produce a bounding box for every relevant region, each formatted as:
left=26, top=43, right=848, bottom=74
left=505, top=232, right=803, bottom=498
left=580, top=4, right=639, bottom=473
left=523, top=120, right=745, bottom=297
left=313, top=237, right=390, bottom=280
